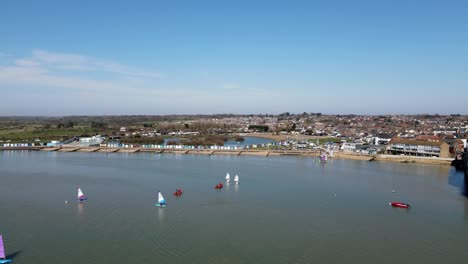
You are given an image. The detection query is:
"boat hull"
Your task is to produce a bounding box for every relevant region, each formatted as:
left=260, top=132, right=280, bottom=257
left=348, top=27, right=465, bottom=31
left=0, top=260, right=12, bottom=264
left=390, top=202, right=410, bottom=208
left=155, top=203, right=167, bottom=207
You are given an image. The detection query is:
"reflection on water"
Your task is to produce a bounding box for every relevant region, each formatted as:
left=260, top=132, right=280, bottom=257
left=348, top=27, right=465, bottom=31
left=157, top=207, right=165, bottom=223
left=462, top=180, right=468, bottom=198
left=77, top=202, right=84, bottom=216
left=448, top=167, right=468, bottom=198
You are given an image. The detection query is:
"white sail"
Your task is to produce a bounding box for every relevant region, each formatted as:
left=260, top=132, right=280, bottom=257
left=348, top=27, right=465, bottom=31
left=225, top=173, right=230, bottom=182
left=77, top=188, right=84, bottom=198
left=234, top=174, right=239, bottom=183
left=158, top=191, right=166, bottom=204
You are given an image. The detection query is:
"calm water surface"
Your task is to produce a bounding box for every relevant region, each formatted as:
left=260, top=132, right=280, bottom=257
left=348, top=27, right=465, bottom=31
left=1, top=151, right=467, bottom=264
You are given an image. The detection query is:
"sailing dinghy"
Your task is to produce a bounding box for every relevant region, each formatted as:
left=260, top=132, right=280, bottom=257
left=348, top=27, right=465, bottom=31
left=390, top=202, right=410, bottom=208
left=234, top=174, right=239, bottom=184
left=77, top=187, right=87, bottom=202
left=155, top=191, right=167, bottom=207
left=225, top=173, right=230, bottom=182
left=0, top=235, right=12, bottom=264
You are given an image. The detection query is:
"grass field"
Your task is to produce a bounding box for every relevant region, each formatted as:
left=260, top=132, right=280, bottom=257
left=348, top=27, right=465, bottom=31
left=0, top=124, right=110, bottom=143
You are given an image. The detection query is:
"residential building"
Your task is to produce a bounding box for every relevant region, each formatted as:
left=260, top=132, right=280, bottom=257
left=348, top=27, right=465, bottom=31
left=388, top=138, right=450, bottom=158
left=341, top=142, right=363, bottom=152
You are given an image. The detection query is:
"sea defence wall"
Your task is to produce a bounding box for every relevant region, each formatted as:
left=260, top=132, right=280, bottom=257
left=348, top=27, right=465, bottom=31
left=0, top=146, right=318, bottom=157
left=334, top=152, right=374, bottom=161
left=0, top=146, right=453, bottom=166
left=334, top=152, right=452, bottom=165
left=373, top=154, right=453, bottom=165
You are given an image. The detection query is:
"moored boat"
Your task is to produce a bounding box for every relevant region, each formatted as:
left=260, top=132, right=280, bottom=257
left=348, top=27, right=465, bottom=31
left=390, top=202, right=410, bottom=208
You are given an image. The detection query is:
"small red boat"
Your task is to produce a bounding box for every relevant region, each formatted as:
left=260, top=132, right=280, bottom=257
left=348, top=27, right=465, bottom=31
left=173, top=189, right=183, bottom=196
left=390, top=202, right=410, bottom=208
left=214, top=183, right=224, bottom=189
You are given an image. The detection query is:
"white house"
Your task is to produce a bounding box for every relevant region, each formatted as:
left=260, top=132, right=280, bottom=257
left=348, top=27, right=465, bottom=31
left=341, top=143, right=363, bottom=152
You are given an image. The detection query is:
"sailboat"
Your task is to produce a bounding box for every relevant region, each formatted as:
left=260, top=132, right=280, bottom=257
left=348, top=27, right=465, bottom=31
left=225, top=173, right=230, bottom=182
left=234, top=174, right=239, bottom=184
left=0, top=235, right=12, bottom=264
left=155, top=191, right=167, bottom=207
left=77, top=187, right=87, bottom=202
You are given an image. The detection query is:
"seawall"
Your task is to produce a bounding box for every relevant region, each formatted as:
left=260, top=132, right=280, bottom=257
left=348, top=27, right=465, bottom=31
left=0, top=146, right=453, bottom=166
left=334, top=152, right=453, bottom=166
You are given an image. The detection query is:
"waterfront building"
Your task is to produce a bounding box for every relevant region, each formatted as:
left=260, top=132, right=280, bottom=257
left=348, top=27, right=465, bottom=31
left=388, top=138, right=450, bottom=158
left=359, top=145, right=379, bottom=155
left=342, top=142, right=363, bottom=152
left=373, top=133, right=394, bottom=145
left=73, top=135, right=106, bottom=147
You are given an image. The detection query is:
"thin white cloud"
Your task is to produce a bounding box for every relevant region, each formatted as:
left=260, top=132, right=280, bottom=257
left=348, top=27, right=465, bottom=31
left=0, top=49, right=301, bottom=114
left=0, top=65, right=127, bottom=91
left=0, top=49, right=167, bottom=93
left=14, top=59, right=41, bottom=67
left=0, top=63, right=229, bottom=99
left=13, top=49, right=162, bottom=78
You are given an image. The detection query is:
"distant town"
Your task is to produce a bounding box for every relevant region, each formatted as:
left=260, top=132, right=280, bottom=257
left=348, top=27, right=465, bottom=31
left=1, top=113, right=467, bottom=159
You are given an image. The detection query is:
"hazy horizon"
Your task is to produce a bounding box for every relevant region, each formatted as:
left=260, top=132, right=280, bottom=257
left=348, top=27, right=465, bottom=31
left=1, top=0, right=467, bottom=115
left=0, top=112, right=466, bottom=118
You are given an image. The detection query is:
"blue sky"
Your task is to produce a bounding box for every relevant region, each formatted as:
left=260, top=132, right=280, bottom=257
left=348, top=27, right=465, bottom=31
left=1, top=0, right=467, bottom=115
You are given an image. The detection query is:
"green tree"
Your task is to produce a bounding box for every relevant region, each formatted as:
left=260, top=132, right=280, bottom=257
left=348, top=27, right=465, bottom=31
left=248, top=125, right=269, bottom=132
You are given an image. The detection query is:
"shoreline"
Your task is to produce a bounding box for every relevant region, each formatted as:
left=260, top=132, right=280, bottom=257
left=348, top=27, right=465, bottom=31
left=0, top=146, right=453, bottom=166
left=334, top=152, right=453, bottom=166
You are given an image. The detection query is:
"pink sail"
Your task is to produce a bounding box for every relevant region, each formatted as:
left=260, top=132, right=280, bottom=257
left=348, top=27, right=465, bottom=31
left=77, top=187, right=87, bottom=201
left=0, top=234, right=5, bottom=259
